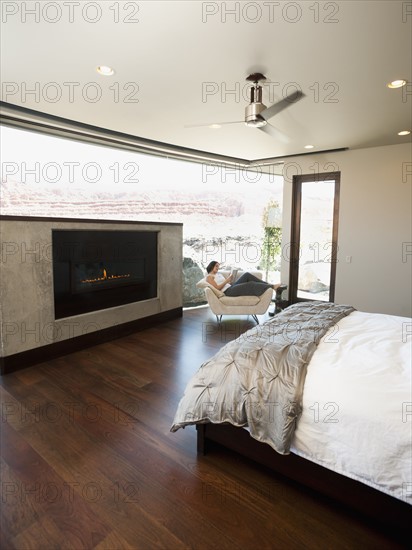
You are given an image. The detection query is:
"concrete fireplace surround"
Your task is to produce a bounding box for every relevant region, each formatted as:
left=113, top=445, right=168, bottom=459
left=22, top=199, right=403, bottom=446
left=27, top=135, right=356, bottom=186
left=0, top=216, right=183, bottom=374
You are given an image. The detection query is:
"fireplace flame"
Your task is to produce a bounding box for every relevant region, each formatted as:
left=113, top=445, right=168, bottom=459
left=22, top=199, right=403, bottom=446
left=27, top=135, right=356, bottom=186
left=81, top=268, right=131, bottom=284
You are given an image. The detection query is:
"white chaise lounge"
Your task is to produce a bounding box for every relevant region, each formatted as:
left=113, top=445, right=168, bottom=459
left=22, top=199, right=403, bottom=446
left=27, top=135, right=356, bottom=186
left=196, top=270, right=273, bottom=324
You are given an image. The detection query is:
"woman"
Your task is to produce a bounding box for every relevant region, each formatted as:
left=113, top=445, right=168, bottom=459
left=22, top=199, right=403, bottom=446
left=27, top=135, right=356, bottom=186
left=206, top=261, right=279, bottom=297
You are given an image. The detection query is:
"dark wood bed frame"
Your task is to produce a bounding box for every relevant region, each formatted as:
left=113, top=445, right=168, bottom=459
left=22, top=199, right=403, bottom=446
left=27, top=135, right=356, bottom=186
left=197, top=423, right=411, bottom=535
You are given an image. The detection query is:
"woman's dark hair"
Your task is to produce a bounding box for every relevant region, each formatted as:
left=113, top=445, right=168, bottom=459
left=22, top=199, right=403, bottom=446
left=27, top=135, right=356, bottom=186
left=206, top=261, right=218, bottom=274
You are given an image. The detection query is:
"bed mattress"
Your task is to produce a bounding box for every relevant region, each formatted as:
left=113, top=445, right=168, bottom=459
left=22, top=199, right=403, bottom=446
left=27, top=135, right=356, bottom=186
left=291, top=311, right=411, bottom=503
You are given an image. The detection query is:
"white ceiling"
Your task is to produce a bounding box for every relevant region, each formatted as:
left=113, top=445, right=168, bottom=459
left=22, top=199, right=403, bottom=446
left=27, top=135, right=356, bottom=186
left=1, top=0, right=411, bottom=161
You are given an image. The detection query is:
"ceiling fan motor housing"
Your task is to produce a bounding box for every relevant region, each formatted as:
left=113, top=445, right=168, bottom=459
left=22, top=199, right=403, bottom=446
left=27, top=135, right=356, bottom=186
left=245, top=84, right=267, bottom=127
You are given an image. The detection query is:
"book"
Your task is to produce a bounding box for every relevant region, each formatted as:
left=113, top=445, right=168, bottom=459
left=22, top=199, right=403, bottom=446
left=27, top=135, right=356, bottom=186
left=230, top=268, right=239, bottom=282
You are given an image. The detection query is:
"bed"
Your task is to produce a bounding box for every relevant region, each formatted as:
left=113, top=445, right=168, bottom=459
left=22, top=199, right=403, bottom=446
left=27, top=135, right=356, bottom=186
left=171, top=302, right=412, bottom=530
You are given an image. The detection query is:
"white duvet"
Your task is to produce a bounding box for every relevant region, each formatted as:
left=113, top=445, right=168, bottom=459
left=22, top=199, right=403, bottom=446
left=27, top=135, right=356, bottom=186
left=291, top=311, right=412, bottom=503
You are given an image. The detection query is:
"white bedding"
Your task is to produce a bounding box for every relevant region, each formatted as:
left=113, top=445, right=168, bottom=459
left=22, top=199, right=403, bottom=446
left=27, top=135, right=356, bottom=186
left=291, top=311, right=412, bottom=503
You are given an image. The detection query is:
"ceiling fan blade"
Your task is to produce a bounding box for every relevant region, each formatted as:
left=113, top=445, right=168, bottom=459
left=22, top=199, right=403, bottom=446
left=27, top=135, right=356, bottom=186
left=260, top=91, right=306, bottom=122
left=258, top=122, right=290, bottom=143
left=184, top=121, right=244, bottom=128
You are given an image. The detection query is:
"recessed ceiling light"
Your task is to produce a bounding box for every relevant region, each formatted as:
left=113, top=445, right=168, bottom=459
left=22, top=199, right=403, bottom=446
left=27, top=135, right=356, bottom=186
left=398, top=130, right=411, bottom=136
left=387, top=79, right=406, bottom=89
left=209, top=124, right=221, bottom=129
left=96, top=65, right=115, bottom=76
left=304, top=145, right=314, bottom=149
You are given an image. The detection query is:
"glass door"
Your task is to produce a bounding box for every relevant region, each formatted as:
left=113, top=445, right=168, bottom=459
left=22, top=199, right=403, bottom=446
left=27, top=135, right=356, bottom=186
left=289, top=172, right=340, bottom=303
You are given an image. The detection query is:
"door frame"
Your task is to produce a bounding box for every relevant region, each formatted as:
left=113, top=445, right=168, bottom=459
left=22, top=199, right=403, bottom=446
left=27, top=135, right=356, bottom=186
left=289, top=171, right=341, bottom=304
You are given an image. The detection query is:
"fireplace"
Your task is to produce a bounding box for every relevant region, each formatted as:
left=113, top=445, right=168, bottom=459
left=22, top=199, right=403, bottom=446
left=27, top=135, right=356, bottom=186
left=52, top=230, right=158, bottom=318
left=71, top=260, right=145, bottom=294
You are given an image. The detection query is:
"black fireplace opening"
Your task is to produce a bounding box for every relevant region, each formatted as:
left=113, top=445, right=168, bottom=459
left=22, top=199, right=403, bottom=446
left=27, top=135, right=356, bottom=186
left=52, top=230, right=158, bottom=319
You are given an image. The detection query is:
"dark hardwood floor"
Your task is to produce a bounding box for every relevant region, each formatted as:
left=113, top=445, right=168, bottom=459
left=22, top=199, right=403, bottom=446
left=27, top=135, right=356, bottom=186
left=0, top=307, right=409, bottom=549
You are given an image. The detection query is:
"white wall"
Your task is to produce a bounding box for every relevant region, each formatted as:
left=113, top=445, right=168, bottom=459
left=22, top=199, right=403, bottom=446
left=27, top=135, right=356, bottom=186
left=281, top=143, right=412, bottom=317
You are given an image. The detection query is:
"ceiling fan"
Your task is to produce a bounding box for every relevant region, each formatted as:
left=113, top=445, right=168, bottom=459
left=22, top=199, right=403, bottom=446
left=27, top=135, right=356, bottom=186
left=186, top=73, right=306, bottom=141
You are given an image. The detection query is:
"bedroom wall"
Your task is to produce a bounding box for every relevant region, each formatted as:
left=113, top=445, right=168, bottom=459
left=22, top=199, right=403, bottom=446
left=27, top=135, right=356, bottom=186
left=280, top=142, right=412, bottom=317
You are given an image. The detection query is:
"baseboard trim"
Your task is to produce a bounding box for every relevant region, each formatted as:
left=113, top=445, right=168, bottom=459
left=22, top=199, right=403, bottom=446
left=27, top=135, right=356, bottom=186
left=0, top=308, right=182, bottom=375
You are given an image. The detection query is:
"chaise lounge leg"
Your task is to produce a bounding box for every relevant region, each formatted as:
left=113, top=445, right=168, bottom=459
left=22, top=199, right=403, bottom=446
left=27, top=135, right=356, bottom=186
left=216, top=315, right=222, bottom=324
left=252, top=314, right=259, bottom=324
